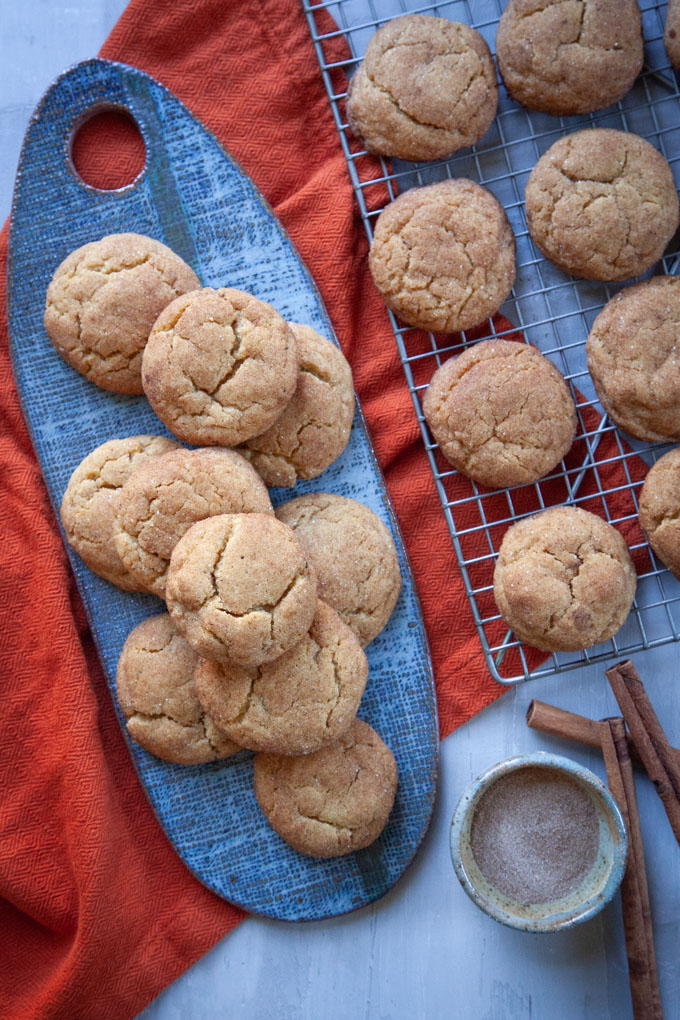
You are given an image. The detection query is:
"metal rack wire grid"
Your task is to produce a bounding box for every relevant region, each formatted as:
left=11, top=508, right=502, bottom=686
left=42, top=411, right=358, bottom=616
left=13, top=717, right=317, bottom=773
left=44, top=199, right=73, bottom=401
left=301, top=0, right=680, bottom=684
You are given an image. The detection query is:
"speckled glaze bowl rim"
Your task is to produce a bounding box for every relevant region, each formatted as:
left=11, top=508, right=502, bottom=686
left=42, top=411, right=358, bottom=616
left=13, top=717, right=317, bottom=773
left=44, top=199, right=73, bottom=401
left=450, top=751, right=628, bottom=933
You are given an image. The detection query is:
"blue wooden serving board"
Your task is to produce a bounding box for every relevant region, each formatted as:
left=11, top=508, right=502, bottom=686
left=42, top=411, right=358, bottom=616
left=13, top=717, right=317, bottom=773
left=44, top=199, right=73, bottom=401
left=7, top=59, right=438, bottom=922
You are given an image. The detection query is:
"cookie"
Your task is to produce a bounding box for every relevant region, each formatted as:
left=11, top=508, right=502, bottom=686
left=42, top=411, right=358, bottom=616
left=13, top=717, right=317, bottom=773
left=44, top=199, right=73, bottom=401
left=586, top=277, right=680, bottom=442
left=142, top=287, right=298, bottom=446
left=242, top=322, right=355, bottom=487
left=275, top=493, right=401, bottom=646
left=639, top=448, right=680, bottom=578
left=253, top=718, right=398, bottom=857
left=496, top=0, right=643, bottom=116
left=525, top=129, right=679, bottom=282
left=113, top=447, right=273, bottom=598
left=116, top=613, right=240, bottom=764
left=194, top=601, right=368, bottom=755
left=44, top=233, right=199, bottom=394
left=60, top=434, right=179, bottom=591
left=493, top=506, right=637, bottom=651
left=369, top=179, right=516, bottom=333
left=423, top=340, right=577, bottom=488
left=346, top=14, right=497, bottom=161
left=166, top=513, right=317, bottom=665
left=665, top=0, right=680, bottom=70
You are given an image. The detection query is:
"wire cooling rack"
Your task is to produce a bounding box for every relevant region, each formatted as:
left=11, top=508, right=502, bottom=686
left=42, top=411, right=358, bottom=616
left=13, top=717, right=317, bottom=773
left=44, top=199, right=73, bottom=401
left=302, top=0, right=680, bottom=684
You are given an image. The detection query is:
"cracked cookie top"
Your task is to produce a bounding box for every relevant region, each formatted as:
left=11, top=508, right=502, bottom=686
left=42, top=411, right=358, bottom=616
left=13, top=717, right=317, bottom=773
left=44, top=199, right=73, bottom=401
left=61, top=434, right=180, bottom=591
left=346, top=14, right=497, bottom=161
left=586, top=277, right=680, bottom=442
left=194, top=601, right=368, bottom=755
left=493, top=505, right=636, bottom=651
left=275, top=493, right=401, bottom=647
left=116, top=613, right=240, bottom=764
left=423, top=339, right=577, bottom=488
left=639, top=447, right=680, bottom=580
left=113, top=447, right=273, bottom=598
left=165, top=513, right=317, bottom=666
left=525, top=129, right=679, bottom=282
left=369, top=178, right=516, bottom=333
left=44, top=233, right=200, bottom=394
left=141, top=287, right=298, bottom=446
left=253, top=718, right=398, bottom=857
left=241, top=322, right=355, bottom=488
left=496, top=0, right=643, bottom=117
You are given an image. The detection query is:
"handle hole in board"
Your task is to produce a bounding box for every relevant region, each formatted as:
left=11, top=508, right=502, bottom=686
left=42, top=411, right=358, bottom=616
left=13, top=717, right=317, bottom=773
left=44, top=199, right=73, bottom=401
left=69, top=104, right=146, bottom=192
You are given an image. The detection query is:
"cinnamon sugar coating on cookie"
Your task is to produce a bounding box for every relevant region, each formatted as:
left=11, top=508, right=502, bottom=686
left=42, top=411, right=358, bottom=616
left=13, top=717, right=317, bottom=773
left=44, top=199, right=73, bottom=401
left=347, top=14, right=497, bottom=161
left=497, top=0, right=643, bottom=116
left=493, top=506, right=636, bottom=651
left=242, top=322, right=355, bottom=487
left=142, top=287, right=298, bottom=446
left=194, top=601, right=368, bottom=755
left=113, top=447, right=273, bottom=598
left=116, top=614, right=240, bottom=764
left=369, top=179, right=516, bottom=333
left=44, top=233, right=199, bottom=394
left=275, top=493, right=401, bottom=646
left=665, top=0, right=680, bottom=70
left=423, top=340, right=576, bottom=488
left=253, top=719, right=398, bottom=857
left=639, top=448, right=680, bottom=579
left=166, top=513, right=317, bottom=666
left=525, top=129, right=679, bottom=281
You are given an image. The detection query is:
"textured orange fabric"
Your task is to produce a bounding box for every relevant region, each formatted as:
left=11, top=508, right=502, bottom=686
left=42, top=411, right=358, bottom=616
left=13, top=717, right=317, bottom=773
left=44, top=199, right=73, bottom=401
left=0, top=1, right=651, bottom=1018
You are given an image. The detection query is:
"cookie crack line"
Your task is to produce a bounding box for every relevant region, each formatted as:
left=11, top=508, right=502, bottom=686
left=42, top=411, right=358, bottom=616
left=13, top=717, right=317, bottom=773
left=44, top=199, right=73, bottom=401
left=365, top=73, right=455, bottom=137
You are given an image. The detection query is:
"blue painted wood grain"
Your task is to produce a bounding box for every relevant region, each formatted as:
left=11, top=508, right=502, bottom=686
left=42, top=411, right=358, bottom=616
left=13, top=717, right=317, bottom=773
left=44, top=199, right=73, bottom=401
left=7, top=58, right=438, bottom=921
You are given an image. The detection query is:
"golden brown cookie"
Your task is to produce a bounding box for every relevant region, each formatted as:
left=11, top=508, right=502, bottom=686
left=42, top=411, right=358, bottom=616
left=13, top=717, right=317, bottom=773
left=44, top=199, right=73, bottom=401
left=253, top=718, right=398, bottom=857
left=496, top=0, right=643, bottom=116
left=141, top=287, right=298, bottom=446
left=586, top=277, right=680, bottom=442
left=493, top=506, right=637, bottom=651
left=60, top=434, right=180, bottom=591
left=525, top=129, right=679, bottom=282
left=116, top=613, right=240, bottom=764
left=44, top=233, right=200, bottom=394
left=423, top=340, right=577, bottom=488
left=194, top=601, right=368, bottom=755
left=665, top=0, right=680, bottom=70
left=275, top=493, right=401, bottom=646
left=113, top=447, right=273, bottom=598
left=346, top=14, right=497, bottom=161
left=369, top=179, right=516, bottom=333
left=166, top=513, right=317, bottom=665
left=241, top=322, right=355, bottom=487
left=639, top=448, right=680, bottom=578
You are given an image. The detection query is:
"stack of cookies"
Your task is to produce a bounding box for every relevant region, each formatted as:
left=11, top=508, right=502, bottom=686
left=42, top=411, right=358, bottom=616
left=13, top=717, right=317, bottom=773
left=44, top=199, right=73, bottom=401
left=50, top=231, right=402, bottom=858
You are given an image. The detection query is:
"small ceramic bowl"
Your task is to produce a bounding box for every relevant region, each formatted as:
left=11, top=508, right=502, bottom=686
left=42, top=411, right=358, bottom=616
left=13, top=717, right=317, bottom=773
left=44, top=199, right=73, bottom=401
left=450, top=751, right=628, bottom=933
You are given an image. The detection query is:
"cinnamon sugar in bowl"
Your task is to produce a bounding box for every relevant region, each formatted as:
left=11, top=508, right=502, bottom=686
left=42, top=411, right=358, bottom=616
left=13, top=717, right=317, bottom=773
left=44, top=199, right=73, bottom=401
left=450, top=753, right=627, bottom=932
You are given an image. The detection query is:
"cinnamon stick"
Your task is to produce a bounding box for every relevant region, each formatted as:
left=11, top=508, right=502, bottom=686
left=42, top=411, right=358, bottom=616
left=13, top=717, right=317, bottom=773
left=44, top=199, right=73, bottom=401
left=599, top=718, right=663, bottom=1020
left=606, top=660, right=680, bottom=847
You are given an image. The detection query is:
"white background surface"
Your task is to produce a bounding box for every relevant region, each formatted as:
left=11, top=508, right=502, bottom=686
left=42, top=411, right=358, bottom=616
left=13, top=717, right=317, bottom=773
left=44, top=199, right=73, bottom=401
left=3, top=3, right=679, bottom=1018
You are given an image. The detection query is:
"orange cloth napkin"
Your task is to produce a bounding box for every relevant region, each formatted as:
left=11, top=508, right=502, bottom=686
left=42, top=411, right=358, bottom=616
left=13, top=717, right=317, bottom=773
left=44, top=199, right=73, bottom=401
left=0, top=1, right=649, bottom=1017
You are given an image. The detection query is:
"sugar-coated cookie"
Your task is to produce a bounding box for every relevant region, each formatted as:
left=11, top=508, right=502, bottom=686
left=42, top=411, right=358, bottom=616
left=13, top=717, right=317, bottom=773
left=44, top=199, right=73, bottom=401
left=60, top=434, right=180, bottom=591
left=113, top=447, right=273, bottom=598
left=116, top=613, right=240, bottom=764
left=275, top=493, right=401, bottom=646
left=253, top=718, right=398, bottom=857
left=242, top=322, right=354, bottom=487
left=493, top=506, right=637, bottom=651
left=665, top=0, right=680, bottom=70
left=347, top=14, right=497, bottom=161
left=423, top=340, right=576, bottom=488
left=369, top=179, right=515, bottom=333
left=639, top=447, right=680, bottom=579
left=497, top=0, right=643, bottom=116
left=525, top=129, right=679, bottom=282
left=166, top=513, right=317, bottom=665
left=44, top=233, right=199, bottom=394
left=142, top=287, right=298, bottom=446
left=194, top=601, right=368, bottom=755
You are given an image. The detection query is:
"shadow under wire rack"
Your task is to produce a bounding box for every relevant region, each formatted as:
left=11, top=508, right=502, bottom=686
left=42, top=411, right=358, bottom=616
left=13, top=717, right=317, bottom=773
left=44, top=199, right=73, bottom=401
left=302, top=0, right=680, bottom=684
